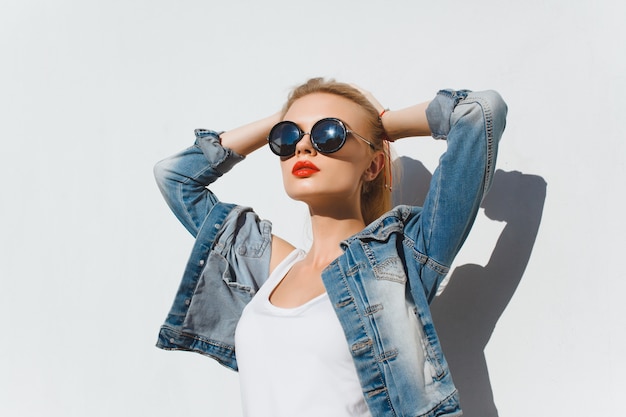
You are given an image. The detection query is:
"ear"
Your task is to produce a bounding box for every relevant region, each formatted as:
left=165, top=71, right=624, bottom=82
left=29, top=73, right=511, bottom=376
left=362, top=151, right=385, bottom=182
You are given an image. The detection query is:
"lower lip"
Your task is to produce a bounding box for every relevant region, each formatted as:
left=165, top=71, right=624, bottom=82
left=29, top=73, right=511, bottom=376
left=292, top=168, right=319, bottom=177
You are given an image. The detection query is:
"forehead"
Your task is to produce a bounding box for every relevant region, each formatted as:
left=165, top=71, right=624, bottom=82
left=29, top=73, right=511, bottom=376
left=284, top=93, right=369, bottom=128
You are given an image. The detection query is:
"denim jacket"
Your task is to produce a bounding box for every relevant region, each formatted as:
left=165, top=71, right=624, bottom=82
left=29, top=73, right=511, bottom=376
left=154, top=89, right=507, bottom=417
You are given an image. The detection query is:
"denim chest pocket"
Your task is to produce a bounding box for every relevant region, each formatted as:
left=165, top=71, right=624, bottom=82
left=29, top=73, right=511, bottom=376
left=213, top=253, right=256, bottom=294
left=372, top=256, right=407, bottom=284
left=212, top=215, right=271, bottom=259
left=183, top=251, right=255, bottom=337
left=233, top=219, right=271, bottom=258
left=235, top=238, right=268, bottom=258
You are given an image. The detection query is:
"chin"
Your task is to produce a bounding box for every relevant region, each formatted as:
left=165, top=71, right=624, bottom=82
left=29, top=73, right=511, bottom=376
left=284, top=187, right=315, bottom=204
left=282, top=175, right=361, bottom=205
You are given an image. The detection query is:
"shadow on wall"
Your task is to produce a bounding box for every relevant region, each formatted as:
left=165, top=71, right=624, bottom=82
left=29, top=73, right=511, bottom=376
left=393, top=157, right=547, bottom=417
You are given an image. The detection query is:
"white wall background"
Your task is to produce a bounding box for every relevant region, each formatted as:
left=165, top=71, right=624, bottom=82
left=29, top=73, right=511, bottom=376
left=1, top=1, right=624, bottom=416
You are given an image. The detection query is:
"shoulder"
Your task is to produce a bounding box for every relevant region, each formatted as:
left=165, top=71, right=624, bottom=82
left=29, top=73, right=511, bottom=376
left=357, top=205, right=422, bottom=237
left=269, top=235, right=296, bottom=274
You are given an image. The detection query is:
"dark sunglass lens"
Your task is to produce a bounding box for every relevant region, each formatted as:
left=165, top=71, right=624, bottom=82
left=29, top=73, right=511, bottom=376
left=268, top=122, right=300, bottom=156
left=311, top=119, right=346, bottom=153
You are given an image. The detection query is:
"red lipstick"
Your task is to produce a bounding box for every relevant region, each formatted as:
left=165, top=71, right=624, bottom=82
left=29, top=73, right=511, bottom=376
left=292, top=160, right=320, bottom=177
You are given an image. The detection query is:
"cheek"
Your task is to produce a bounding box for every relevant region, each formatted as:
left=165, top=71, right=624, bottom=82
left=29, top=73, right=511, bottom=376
left=279, top=161, right=292, bottom=183
left=278, top=153, right=370, bottom=197
left=279, top=162, right=302, bottom=196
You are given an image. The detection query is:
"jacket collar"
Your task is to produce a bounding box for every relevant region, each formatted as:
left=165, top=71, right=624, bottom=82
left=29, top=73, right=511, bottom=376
left=340, top=205, right=416, bottom=248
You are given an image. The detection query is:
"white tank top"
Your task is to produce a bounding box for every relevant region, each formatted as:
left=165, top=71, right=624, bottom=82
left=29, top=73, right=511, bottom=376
left=234, top=249, right=371, bottom=417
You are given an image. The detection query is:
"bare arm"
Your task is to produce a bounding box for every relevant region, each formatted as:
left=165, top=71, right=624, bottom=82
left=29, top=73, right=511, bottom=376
left=381, top=102, right=431, bottom=140
left=354, top=85, right=431, bottom=140
left=219, top=111, right=282, bottom=156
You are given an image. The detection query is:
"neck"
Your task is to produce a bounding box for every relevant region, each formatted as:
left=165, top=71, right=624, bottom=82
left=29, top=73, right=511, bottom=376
left=304, top=211, right=365, bottom=268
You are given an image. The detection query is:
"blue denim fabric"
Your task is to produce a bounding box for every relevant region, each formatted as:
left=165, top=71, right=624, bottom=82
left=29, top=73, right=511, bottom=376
left=154, top=89, right=507, bottom=417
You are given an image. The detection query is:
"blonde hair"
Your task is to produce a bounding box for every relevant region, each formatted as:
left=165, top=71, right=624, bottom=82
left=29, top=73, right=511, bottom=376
left=283, top=78, right=392, bottom=225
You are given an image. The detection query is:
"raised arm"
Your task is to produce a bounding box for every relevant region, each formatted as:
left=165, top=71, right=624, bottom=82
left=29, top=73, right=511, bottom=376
left=354, top=85, right=431, bottom=140
left=154, top=111, right=295, bottom=270
left=376, top=89, right=508, bottom=300
left=424, top=90, right=507, bottom=299
left=219, top=112, right=282, bottom=156
left=153, top=112, right=281, bottom=237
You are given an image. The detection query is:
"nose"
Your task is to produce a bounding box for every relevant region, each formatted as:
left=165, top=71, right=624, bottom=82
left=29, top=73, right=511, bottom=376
left=295, top=132, right=317, bottom=155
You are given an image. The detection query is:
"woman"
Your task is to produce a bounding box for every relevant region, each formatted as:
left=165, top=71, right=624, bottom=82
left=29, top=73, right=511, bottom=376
left=154, top=78, right=507, bottom=417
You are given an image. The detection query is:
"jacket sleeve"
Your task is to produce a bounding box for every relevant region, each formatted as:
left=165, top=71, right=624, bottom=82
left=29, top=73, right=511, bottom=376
left=416, top=89, right=507, bottom=299
left=153, top=129, right=245, bottom=237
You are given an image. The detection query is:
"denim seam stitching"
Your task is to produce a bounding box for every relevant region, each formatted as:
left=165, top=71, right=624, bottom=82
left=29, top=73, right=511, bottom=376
left=160, top=325, right=235, bottom=352
left=477, top=97, right=494, bottom=197
left=461, top=94, right=495, bottom=197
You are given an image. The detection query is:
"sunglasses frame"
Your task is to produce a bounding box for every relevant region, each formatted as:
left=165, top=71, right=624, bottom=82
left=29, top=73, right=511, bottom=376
left=267, top=117, right=375, bottom=157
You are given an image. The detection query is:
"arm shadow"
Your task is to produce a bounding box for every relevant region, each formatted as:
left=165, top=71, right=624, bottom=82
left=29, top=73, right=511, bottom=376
left=393, top=156, right=548, bottom=417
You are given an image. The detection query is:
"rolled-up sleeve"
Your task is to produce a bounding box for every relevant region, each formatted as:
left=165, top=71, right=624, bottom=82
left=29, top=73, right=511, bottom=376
left=416, top=89, right=508, bottom=299
left=154, top=129, right=245, bottom=237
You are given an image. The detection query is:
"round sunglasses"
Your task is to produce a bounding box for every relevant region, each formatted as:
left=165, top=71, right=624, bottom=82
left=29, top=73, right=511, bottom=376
left=267, top=117, right=375, bottom=157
